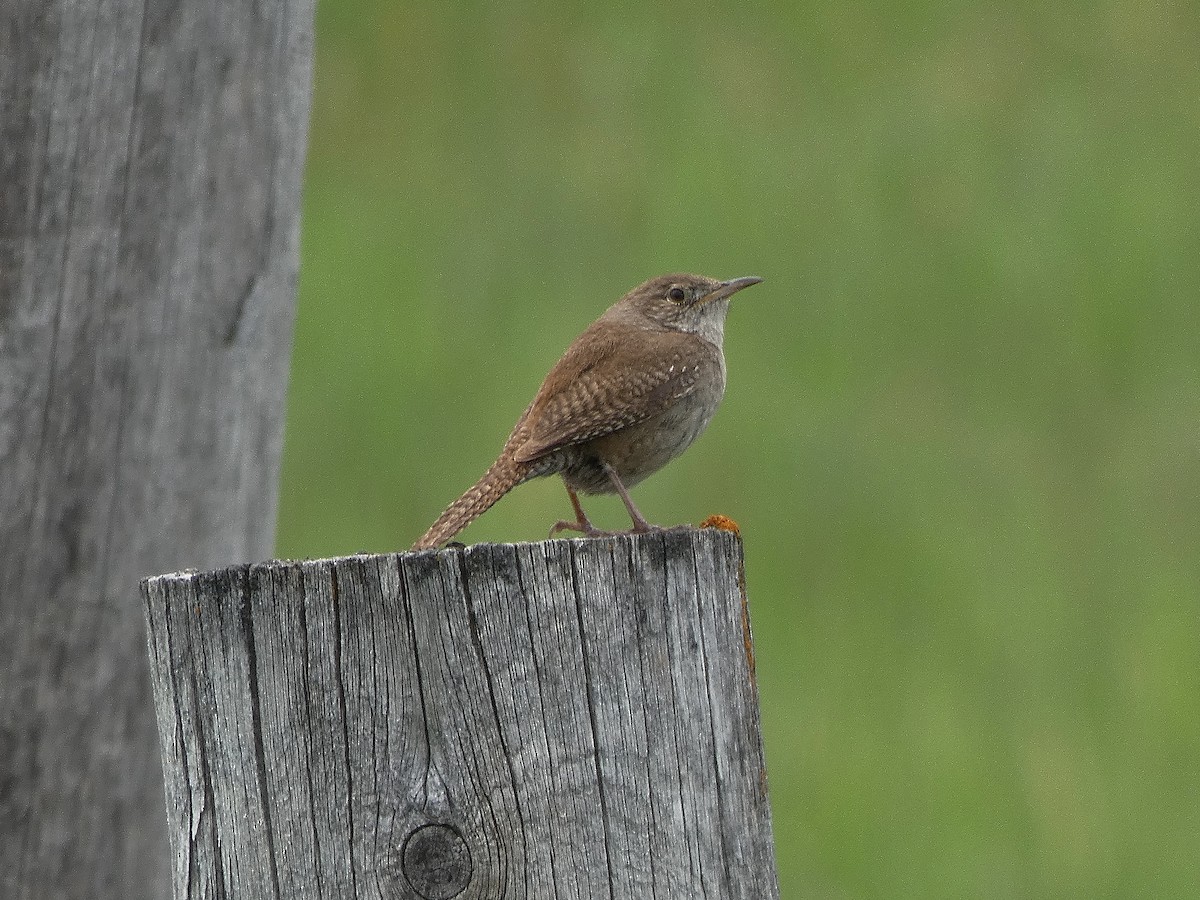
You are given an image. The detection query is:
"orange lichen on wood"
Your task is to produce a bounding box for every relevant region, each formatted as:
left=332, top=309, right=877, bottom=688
left=699, top=514, right=740, bottom=535
left=739, top=578, right=756, bottom=682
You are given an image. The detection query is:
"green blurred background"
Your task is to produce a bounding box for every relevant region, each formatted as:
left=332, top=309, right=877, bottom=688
left=277, top=1, right=1200, bottom=896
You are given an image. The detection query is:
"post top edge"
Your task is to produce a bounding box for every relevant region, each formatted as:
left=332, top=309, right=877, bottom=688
left=139, top=524, right=743, bottom=582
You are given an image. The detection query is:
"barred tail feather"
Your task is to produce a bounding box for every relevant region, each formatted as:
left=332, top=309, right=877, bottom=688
left=411, top=457, right=527, bottom=550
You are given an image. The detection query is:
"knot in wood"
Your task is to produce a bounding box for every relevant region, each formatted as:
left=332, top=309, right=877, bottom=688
left=401, top=823, right=472, bottom=899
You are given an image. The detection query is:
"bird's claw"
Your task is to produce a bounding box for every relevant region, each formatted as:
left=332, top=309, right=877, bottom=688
left=548, top=519, right=616, bottom=539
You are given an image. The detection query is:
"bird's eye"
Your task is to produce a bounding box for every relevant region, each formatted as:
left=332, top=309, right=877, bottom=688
left=667, top=286, right=687, bottom=302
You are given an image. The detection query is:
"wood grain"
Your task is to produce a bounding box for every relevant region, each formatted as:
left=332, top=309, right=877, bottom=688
left=143, top=528, right=780, bottom=899
left=0, top=0, right=314, bottom=896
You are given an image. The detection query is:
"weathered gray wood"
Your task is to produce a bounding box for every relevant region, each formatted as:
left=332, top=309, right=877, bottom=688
left=143, top=528, right=780, bottom=899
left=0, top=0, right=314, bottom=897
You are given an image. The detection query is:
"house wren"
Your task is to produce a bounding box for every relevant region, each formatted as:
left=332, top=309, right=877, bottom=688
left=412, top=273, right=762, bottom=550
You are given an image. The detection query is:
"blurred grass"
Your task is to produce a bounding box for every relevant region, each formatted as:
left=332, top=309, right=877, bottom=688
left=277, top=1, right=1200, bottom=896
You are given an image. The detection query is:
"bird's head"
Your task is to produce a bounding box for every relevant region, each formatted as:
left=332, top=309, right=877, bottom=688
left=613, top=273, right=763, bottom=345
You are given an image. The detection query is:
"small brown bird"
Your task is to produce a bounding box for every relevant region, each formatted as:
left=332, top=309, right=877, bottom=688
left=412, top=273, right=762, bottom=550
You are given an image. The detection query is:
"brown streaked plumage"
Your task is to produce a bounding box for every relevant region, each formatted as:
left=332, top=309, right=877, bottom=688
left=412, top=273, right=762, bottom=550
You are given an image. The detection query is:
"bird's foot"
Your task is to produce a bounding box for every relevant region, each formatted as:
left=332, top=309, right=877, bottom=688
left=548, top=519, right=617, bottom=539
left=627, top=517, right=664, bottom=534
left=549, top=520, right=669, bottom=540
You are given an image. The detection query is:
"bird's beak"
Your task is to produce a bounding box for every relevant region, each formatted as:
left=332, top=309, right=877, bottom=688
left=702, top=276, right=764, bottom=304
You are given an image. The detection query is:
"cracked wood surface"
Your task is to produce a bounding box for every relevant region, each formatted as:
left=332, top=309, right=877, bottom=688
left=0, top=1, right=314, bottom=896
left=143, top=528, right=780, bottom=899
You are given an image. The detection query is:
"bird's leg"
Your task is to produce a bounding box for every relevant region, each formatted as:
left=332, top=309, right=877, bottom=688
left=602, top=461, right=659, bottom=533
left=549, top=482, right=613, bottom=538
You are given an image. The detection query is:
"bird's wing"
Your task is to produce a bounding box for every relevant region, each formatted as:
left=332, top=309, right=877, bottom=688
left=512, top=323, right=720, bottom=464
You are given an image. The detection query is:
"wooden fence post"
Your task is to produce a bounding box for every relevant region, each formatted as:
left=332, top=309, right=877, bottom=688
left=0, top=0, right=314, bottom=895
left=142, top=528, right=780, bottom=899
